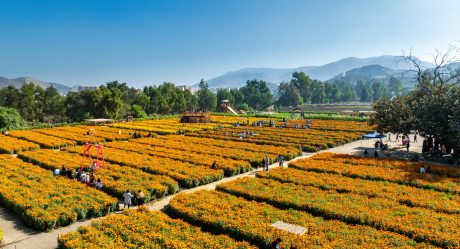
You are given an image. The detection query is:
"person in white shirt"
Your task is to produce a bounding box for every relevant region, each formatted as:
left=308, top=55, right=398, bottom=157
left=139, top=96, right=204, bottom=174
left=123, top=190, right=133, bottom=209
left=420, top=165, right=425, bottom=174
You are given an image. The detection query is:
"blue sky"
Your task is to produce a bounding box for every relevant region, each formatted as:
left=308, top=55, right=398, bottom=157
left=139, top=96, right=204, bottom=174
left=0, top=0, right=459, bottom=87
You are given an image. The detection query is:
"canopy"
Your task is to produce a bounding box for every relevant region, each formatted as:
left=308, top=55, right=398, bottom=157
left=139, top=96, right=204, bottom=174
left=362, top=131, right=387, bottom=139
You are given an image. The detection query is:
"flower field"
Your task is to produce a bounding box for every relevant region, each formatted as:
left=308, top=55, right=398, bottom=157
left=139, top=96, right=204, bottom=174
left=216, top=177, right=459, bottom=247
left=58, top=208, right=255, bottom=249
left=0, top=134, right=39, bottom=154
left=107, top=118, right=223, bottom=134
left=0, top=155, right=118, bottom=231
left=290, top=153, right=460, bottom=193
left=167, top=190, right=428, bottom=249
left=63, top=145, right=225, bottom=188
left=18, top=149, right=179, bottom=201
left=103, top=139, right=253, bottom=175
left=188, top=126, right=364, bottom=152
left=9, top=130, right=76, bottom=148
left=257, top=167, right=460, bottom=214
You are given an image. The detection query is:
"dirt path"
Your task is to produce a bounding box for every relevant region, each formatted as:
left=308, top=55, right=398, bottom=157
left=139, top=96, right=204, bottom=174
left=0, top=136, right=425, bottom=249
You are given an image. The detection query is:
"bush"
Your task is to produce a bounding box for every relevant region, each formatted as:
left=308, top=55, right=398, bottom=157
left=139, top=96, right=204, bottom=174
left=0, top=107, right=27, bottom=131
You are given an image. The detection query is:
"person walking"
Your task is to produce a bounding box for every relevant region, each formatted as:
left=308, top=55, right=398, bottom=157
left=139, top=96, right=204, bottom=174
left=396, top=133, right=400, bottom=142
left=123, top=190, right=133, bottom=209
left=96, top=178, right=103, bottom=189
left=388, top=133, right=391, bottom=142
left=278, top=155, right=284, bottom=167
left=264, top=155, right=270, bottom=171
left=406, top=140, right=410, bottom=152
left=363, top=149, right=369, bottom=157
left=136, top=190, right=145, bottom=206
left=374, top=150, right=379, bottom=158
left=413, top=133, right=417, bottom=143
left=211, top=161, right=217, bottom=170
left=271, top=238, right=282, bottom=249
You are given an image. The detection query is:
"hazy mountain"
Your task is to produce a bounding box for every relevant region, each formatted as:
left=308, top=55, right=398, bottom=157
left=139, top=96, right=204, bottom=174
left=200, top=55, right=435, bottom=90
left=0, top=76, right=71, bottom=94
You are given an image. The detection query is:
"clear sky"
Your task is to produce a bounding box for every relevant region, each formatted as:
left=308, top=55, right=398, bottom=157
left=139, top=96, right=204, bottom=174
left=0, top=0, right=459, bottom=87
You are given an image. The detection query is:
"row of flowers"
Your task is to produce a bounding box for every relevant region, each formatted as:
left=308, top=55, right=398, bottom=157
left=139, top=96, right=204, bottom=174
left=63, top=146, right=224, bottom=188
left=107, top=119, right=221, bottom=134
left=257, top=167, right=460, bottom=215
left=189, top=126, right=363, bottom=152
left=58, top=208, right=256, bottom=249
left=104, top=140, right=253, bottom=175
left=142, top=135, right=301, bottom=160
left=167, top=190, right=424, bottom=249
left=290, top=153, right=460, bottom=194
left=18, top=149, right=179, bottom=201
left=0, top=134, right=40, bottom=154
left=210, top=115, right=373, bottom=132
left=0, top=155, right=118, bottom=231
left=216, top=177, right=459, bottom=248
left=8, top=130, right=76, bottom=148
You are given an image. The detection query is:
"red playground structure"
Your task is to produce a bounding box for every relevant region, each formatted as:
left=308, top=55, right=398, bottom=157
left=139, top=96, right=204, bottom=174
left=81, top=142, right=106, bottom=171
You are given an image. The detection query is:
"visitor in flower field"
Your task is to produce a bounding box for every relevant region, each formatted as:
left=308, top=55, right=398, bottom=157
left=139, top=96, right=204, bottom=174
left=53, top=168, right=60, bottom=176
left=76, top=169, right=82, bottom=181
left=374, top=150, right=379, bottom=158
left=96, top=178, right=102, bottom=189
left=420, top=164, right=425, bottom=174
left=264, top=155, right=270, bottom=171
left=271, top=238, right=282, bottom=249
left=66, top=167, right=73, bottom=179
left=388, top=133, right=391, bottom=142
left=396, top=133, right=400, bottom=142
left=123, top=190, right=134, bottom=209
left=363, top=149, right=369, bottom=156
left=278, top=155, right=284, bottom=167
left=212, top=161, right=218, bottom=170
left=406, top=140, right=410, bottom=152
left=427, top=165, right=432, bottom=174
left=60, top=165, right=67, bottom=176
left=414, top=132, right=418, bottom=142
left=136, top=190, right=145, bottom=206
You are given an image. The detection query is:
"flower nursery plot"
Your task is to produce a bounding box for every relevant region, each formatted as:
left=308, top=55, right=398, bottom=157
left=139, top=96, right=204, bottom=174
left=0, top=134, right=39, bottom=154
left=104, top=139, right=253, bottom=176
left=63, top=145, right=224, bottom=188
left=290, top=152, right=460, bottom=193
left=188, top=126, right=363, bottom=151
left=107, top=118, right=221, bottom=134
left=18, top=149, right=179, bottom=201
left=167, top=190, right=426, bottom=249
left=8, top=130, right=76, bottom=148
left=217, top=177, right=460, bottom=247
left=58, top=208, right=256, bottom=249
left=257, top=167, right=460, bottom=214
left=0, top=155, right=118, bottom=231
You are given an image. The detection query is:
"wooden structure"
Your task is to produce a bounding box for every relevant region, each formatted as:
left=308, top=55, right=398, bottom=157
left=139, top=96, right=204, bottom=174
left=180, top=112, right=211, bottom=123
left=291, top=107, right=305, bottom=119
left=220, top=100, right=238, bottom=115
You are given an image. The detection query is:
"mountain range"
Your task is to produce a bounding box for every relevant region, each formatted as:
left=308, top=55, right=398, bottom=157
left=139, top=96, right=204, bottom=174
left=2, top=55, right=456, bottom=94
left=201, top=55, right=436, bottom=91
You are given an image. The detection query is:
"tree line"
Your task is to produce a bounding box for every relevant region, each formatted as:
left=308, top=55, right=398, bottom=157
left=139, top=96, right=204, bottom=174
left=276, top=72, right=405, bottom=106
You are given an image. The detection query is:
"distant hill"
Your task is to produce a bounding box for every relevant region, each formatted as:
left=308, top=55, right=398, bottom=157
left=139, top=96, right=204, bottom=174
left=199, top=55, right=435, bottom=91
left=0, top=76, right=71, bottom=94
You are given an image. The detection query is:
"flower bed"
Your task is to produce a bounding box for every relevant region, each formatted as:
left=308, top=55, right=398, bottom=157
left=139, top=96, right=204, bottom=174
left=18, top=149, right=179, bottom=201
left=0, top=155, right=118, bottom=231
left=0, top=134, right=40, bottom=154
left=217, top=177, right=460, bottom=247
left=9, top=130, right=76, bottom=148
left=290, top=152, right=460, bottom=194
left=104, top=140, right=253, bottom=175
left=257, top=167, right=460, bottom=214
left=167, top=190, right=423, bottom=249
left=64, top=146, right=224, bottom=188
left=58, top=208, right=256, bottom=249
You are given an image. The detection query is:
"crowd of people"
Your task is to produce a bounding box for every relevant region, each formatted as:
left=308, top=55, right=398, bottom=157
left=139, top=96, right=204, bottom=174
left=53, top=164, right=103, bottom=190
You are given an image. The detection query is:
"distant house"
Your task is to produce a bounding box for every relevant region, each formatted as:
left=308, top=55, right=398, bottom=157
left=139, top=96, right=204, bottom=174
left=71, top=86, right=99, bottom=92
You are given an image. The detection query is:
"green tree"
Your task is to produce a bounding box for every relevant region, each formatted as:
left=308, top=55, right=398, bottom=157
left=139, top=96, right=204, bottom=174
left=197, top=80, right=217, bottom=111
left=388, top=77, right=404, bottom=97
left=341, top=84, right=356, bottom=102
left=277, top=82, right=303, bottom=106
left=43, top=85, right=65, bottom=120
left=291, top=72, right=312, bottom=103
left=371, top=82, right=385, bottom=101
left=130, top=104, right=148, bottom=118
left=239, top=80, right=272, bottom=110
left=0, top=86, right=21, bottom=109
left=0, top=106, right=27, bottom=130
left=18, top=83, right=36, bottom=121
left=324, top=83, right=341, bottom=103
left=311, top=80, right=325, bottom=104
left=230, top=88, right=244, bottom=107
